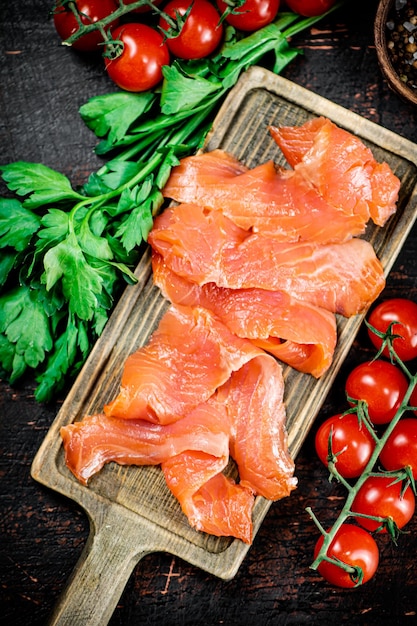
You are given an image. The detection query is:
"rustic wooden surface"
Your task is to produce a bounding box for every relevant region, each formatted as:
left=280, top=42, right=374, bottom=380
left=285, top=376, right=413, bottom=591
left=2, top=1, right=417, bottom=625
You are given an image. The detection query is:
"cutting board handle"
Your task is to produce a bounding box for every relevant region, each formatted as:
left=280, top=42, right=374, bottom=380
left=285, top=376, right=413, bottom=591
left=47, top=505, right=155, bottom=626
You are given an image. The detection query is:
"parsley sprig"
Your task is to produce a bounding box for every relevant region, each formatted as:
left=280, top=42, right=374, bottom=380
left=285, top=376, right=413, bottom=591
left=0, top=6, right=343, bottom=402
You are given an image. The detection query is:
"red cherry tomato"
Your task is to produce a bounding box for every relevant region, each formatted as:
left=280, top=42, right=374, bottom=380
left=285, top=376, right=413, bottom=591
left=284, top=0, right=336, bottom=16
left=367, top=298, right=417, bottom=362
left=314, top=524, right=379, bottom=588
left=105, top=23, right=170, bottom=92
left=216, top=0, right=280, bottom=32
left=53, top=0, right=119, bottom=52
left=345, top=360, right=409, bottom=425
left=351, top=476, right=415, bottom=533
left=159, top=0, right=223, bottom=60
left=315, top=413, right=376, bottom=479
left=379, top=418, right=417, bottom=479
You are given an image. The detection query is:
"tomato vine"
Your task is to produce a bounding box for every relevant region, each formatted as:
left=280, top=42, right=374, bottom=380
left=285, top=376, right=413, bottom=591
left=309, top=310, right=417, bottom=587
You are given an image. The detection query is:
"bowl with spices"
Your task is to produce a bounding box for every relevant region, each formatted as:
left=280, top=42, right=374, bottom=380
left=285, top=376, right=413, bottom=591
left=375, top=0, right=417, bottom=106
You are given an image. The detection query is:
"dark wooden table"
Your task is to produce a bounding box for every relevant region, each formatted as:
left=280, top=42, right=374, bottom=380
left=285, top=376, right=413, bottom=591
left=2, top=1, right=417, bottom=625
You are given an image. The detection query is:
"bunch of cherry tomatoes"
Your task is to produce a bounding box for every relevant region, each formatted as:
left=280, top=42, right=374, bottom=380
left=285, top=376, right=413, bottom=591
left=52, top=0, right=336, bottom=92
left=313, top=297, right=417, bottom=587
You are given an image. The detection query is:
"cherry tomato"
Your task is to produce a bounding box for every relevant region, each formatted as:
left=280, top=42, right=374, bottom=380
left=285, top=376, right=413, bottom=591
left=345, top=360, right=408, bottom=425
left=315, top=413, right=376, bottom=479
left=105, top=23, right=170, bottom=92
left=367, top=298, right=417, bottom=362
left=379, top=418, right=417, bottom=479
left=216, top=0, right=280, bottom=32
left=314, top=524, right=379, bottom=588
left=352, top=476, right=415, bottom=533
left=159, top=0, right=223, bottom=60
left=53, top=0, right=119, bottom=52
left=284, top=0, right=335, bottom=16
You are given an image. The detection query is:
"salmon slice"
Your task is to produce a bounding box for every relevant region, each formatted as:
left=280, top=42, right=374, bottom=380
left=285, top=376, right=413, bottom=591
left=162, top=452, right=255, bottom=544
left=269, top=116, right=400, bottom=226
left=162, top=352, right=295, bottom=542
left=219, top=357, right=297, bottom=501
left=162, top=118, right=400, bottom=242
left=152, top=252, right=337, bottom=378
left=104, top=304, right=264, bottom=423
left=60, top=398, right=231, bottom=486
left=269, top=116, right=326, bottom=166
left=61, top=332, right=294, bottom=543
left=148, top=203, right=385, bottom=317
left=163, top=150, right=369, bottom=243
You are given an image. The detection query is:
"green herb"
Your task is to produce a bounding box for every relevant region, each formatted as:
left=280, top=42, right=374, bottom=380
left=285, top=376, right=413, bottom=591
left=0, top=6, right=343, bottom=402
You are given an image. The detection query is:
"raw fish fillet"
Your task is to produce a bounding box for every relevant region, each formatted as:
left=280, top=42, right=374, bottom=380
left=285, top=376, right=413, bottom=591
left=152, top=252, right=337, bottom=378
left=104, top=304, right=264, bottom=423
left=148, top=203, right=385, bottom=317
left=269, top=117, right=400, bottom=227
left=60, top=398, right=231, bottom=486
left=162, top=119, right=399, bottom=242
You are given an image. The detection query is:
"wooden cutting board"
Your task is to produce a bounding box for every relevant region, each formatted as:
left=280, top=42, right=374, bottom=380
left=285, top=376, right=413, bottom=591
left=31, top=66, right=417, bottom=625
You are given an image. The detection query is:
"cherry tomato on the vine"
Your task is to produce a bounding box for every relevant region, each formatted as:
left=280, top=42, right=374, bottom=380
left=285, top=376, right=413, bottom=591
left=314, top=524, right=379, bottom=588
left=367, top=298, right=417, bottom=362
left=351, top=476, right=415, bottom=533
left=315, top=413, right=376, bottom=479
left=345, top=360, right=409, bottom=425
left=159, top=0, right=224, bottom=60
left=284, top=0, right=336, bottom=16
left=105, top=23, right=170, bottom=92
left=216, top=0, right=280, bottom=32
left=379, top=418, right=417, bottom=479
left=53, top=0, right=119, bottom=52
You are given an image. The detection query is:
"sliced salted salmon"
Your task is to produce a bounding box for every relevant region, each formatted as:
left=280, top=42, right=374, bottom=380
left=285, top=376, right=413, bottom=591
left=162, top=150, right=369, bottom=243
left=61, top=324, right=294, bottom=542
left=219, top=356, right=297, bottom=501
left=104, top=304, right=264, bottom=423
left=269, top=116, right=326, bottom=166
left=163, top=352, right=295, bottom=542
left=269, top=117, right=400, bottom=226
left=162, top=119, right=400, bottom=242
left=148, top=203, right=385, bottom=317
left=60, top=398, right=231, bottom=486
left=162, top=452, right=255, bottom=544
left=152, top=252, right=337, bottom=378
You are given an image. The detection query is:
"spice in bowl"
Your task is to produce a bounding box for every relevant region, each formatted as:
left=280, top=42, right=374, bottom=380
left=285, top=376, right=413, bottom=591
left=385, top=0, right=417, bottom=91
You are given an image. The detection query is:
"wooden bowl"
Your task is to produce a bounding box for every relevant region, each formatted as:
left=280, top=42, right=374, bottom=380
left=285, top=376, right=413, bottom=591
left=374, top=0, right=417, bottom=106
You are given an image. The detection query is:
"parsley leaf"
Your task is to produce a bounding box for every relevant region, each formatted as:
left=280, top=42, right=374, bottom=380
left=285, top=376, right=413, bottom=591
left=0, top=285, right=53, bottom=381
left=42, top=232, right=104, bottom=321
left=34, top=314, right=89, bottom=402
left=161, top=63, right=223, bottom=115
left=80, top=91, right=156, bottom=146
left=0, top=162, right=84, bottom=209
left=0, top=198, right=41, bottom=251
